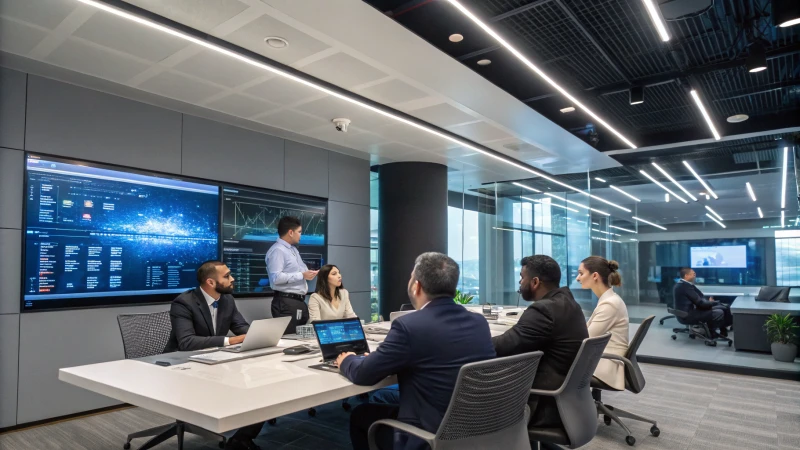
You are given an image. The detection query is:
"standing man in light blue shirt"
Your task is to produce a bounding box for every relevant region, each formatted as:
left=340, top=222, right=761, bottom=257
left=266, top=216, right=318, bottom=334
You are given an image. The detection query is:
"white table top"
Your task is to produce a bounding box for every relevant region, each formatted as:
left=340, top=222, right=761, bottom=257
left=730, top=295, right=800, bottom=315
left=59, top=342, right=394, bottom=433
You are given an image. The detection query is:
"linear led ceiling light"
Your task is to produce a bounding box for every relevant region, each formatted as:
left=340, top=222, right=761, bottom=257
left=640, top=170, right=688, bottom=203
left=592, top=236, right=622, bottom=244
left=782, top=210, right=786, bottom=228
left=690, top=89, right=721, bottom=140
left=665, top=193, right=670, bottom=202
left=595, top=177, right=607, bottom=183
left=758, top=207, right=764, bottom=218
left=642, top=0, right=670, bottom=41
left=774, top=0, right=800, bottom=27
left=746, top=182, right=757, bottom=201
left=592, top=228, right=621, bottom=236
left=705, top=205, right=723, bottom=222
left=632, top=216, right=667, bottom=230
left=682, top=161, right=718, bottom=199
left=544, top=193, right=610, bottom=216
left=512, top=182, right=542, bottom=193
left=609, top=185, right=641, bottom=202
left=781, top=147, right=789, bottom=209
left=610, top=225, right=636, bottom=234
left=447, top=0, right=637, bottom=149
left=652, top=162, right=698, bottom=201
left=520, top=196, right=579, bottom=213
left=75, top=0, right=632, bottom=213
left=705, top=213, right=726, bottom=228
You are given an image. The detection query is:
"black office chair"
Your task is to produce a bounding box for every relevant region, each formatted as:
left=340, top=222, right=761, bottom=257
left=659, top=292, right=675, bottom=325
left=399, top=303, right=414, bottom=311
left=117, top=312, right=227, bottom=450
left=592, top=316, right=660, bottom=446
left=668, top=307, right=732, bottom=347
left=528, top=334, right=612, bottom=449
left=756, top=286, right=791, bottom=303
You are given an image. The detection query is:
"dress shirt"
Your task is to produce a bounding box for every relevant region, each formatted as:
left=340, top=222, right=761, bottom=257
left=200, top=288, right=229, bottom=347
left=265, top=238, right=309, bottom=295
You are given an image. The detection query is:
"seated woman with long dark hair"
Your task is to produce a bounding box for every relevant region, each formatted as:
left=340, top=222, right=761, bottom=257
left=308, top=264, right=357, bottom=322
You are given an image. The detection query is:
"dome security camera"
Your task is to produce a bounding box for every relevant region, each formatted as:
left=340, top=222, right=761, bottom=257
left=332, top=118, right=351, bottom=133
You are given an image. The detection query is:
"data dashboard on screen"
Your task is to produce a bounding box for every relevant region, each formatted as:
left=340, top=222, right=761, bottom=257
left=221, top=186, right=326, bottom=296
left=690, top=245, right=748, bottom=269
left=23, top=155, right=219, bottom=310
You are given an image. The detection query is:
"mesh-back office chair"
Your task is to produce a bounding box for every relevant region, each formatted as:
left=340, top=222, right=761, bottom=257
left=592, top=316, right=659, bottom=446
left=117, top=312, right=227, bottom=450
left=756, top=286, right=791, bottom=303
left=668, top=307, right=732, bottom=347
left=527, top=334, right=611, bottom=449
left=658, top=289, right=676, bottom=325
left=367, top=351, right=544, bottom=450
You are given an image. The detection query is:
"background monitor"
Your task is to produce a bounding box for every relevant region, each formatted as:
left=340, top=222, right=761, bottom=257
left=23, top=155, right=220, bottom=310
left=690, top=245, right=748, bottom=269
left=221, top=185, right=327, bottom=296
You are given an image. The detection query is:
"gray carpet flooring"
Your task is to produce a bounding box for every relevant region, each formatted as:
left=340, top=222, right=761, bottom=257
left=1, top=364, right=798, bottom=450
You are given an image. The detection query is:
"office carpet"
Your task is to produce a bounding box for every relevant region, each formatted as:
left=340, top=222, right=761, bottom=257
left=1, top=364, right=798, bottom=450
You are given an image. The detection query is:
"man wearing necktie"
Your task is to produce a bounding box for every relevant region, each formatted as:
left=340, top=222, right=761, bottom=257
left=164, top=261, right=264, bottom=450
left=265, top=216, right=318, bottom=334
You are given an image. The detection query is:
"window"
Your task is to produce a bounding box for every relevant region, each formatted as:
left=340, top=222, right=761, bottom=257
left=776, top=238, right=800, bottom=286
left=448, top=206, right=480, bottom=302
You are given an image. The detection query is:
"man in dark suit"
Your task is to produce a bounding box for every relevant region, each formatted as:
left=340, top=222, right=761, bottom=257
left=164, top=261, right=264, bottom=450
left=336, top=252, right=496, bottom=450
left=673, top=268, right=731, bottom=337
left=492, top=255, right=588, bottom=429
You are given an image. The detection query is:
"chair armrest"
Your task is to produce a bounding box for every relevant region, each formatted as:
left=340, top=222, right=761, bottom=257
left=529, top=387, right=562, bottom=397
left=368, top=419, right=435, bottom=449
left=601, top=353, right=636, bottom=373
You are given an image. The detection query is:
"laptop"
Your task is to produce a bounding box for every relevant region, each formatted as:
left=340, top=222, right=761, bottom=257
left=309, top=318, right=370, bottom=371
left=220, top=316, right=291, bottom=353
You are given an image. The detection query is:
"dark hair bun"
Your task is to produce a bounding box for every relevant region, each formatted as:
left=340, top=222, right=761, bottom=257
left=608, top=260, right=620, bottom=272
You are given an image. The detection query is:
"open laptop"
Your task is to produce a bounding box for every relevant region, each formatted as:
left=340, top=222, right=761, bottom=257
left=220, top=316, right=291, bottom=353
left=309, top=318, right=370, bottom=371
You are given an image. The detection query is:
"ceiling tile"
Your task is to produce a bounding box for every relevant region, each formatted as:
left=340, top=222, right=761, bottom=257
left=304, top=127, right=388, bottom=152
left=244, top=76, right=322, bottom=105
left=372, top=142, right=421, bottom=158
left=408, top=102, right=477, bottom=127
left=173, top=50, right=265, bottom=88
left=294, top=95, right=394, bottom=130
left=447, top=121, right=513, bottom=143
left=0, top=16, right=48, bottom=55
left=0, top=0, right=78, bottom=30
left=206, top=94, right=277, bottom=118
left=356, top=79, right=428, bottom=105
left=375, top=123, right=449, bottom=151
left=138, top=70, right=225, bottom=103
left=299, top=52, right=387, bottom=89
left=45, top=38, right=151, bottom=83
left=221, top=13, right=330, bottom=66
left=256, top=108, right=329, bottom=133
left=72, top=11, right=188, bottom=62
left=123, top=0, right=248, bottom=31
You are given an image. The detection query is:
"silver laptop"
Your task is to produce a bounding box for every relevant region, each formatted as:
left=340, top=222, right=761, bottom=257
left=220, top=316, right=291, bottom=353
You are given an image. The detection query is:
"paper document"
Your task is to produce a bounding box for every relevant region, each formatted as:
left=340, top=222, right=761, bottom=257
left=174, top=359, right=317, bottom=388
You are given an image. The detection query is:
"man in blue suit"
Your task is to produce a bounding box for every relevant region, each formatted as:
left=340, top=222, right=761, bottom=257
left=336, top=252, right=496, bottom=450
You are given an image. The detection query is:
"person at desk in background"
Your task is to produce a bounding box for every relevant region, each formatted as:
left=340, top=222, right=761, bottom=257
left=164, top=261, right=265, bottom=450
left=308, top=264, right=357, bottom=321
left=492, top=255, right=588, bottom=429
left=576, top=256, right=629, bottom=391
left=266, top=216, right=318, bottom=334
left=336, top=252, right=496, bottom=450
left=673, top=268, right=732, bottom=338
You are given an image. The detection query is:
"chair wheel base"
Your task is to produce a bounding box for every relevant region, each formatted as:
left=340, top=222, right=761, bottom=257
left=308, top=408, right=316, bottom=417
left=603, top=415, right=611, bottom=426
left=704, top=340, right=717, bottom=347
left=659, top=320, right=664, bottom=325
left=728, top=340, right=733, bottom=347
left=123, top=444, right=131, bottom=450
left=268, top=418, right=277, bottom=426
left=671, top=335, right=676, bottom=340
left=651, top=426, right=660, bottom=437
left=342, top=402, right=352, bottom=412
left=626, top=435, right=636, bottom=446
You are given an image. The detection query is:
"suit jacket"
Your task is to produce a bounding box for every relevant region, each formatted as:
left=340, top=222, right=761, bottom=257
left=673, top=281, right=713, bottom=315
left=340, top=298, right=496, bottom=450
left=587, top=289, right=629, bottom=390
left=164, top=287, right=250, bottom=352
left=492, top=286, right=588, bottom=428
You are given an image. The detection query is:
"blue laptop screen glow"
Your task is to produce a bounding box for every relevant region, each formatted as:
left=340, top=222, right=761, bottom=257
left=314, top=320, right=365, bottom=345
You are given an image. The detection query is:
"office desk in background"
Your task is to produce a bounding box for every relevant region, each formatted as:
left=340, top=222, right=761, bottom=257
left=730, top=295, right=800, bottom=354
left=59, top=342, right=394, bottom=434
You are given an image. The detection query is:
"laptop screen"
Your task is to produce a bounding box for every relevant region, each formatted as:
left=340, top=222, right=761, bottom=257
left=312, top=318, right=369, bottom=360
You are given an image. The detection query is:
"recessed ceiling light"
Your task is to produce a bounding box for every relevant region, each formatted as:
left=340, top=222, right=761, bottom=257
left=774, top=0, right=800, bottom=27
left=264, top=36, right=289, bottom=49
left=665, top=193, right=670, bottom=202
left=477, top=59, right=491, bottom=66
left=746, top=41, right=767, bottom=73
left=727, top=114, right=749, bottom=123
left=560, top=106, right=576, bottom=113
left=449, top=33, right=464, bottom=42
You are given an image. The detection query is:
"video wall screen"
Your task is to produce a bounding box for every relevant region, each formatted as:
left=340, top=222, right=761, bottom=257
left=690, top=245, right=748, bottom=269
left=221, top=186, right=327, bottom=296
left=23, top=155, right=220, bottom=310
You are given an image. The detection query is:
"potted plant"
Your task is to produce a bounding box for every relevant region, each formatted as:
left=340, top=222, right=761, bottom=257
left=764, top=313, right=799, bottom=362
left=453, top=289, right=474, bottom=305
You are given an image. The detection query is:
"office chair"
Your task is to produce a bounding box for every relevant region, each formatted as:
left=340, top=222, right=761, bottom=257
left=756, top=286, right=791, bottom=303
left=659, top=291, right=675, bottom=325
left=668, top=307, right=732, bottom=347
left=117, top=312, right=227, bottom=450
left=527, top=334, right=611, bottom=449
left=367, top=351, right=544, bottom=450
left=399, top=303, right=414, bottom=311
left=592, top=316, right=659, bottom=446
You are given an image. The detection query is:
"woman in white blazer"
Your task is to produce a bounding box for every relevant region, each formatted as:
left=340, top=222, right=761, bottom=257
left=308, top=264, right=357, bottom=322
left=576, top=256, right=629, bottom=390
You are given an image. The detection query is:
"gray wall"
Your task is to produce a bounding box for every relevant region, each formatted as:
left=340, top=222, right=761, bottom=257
left=0, top=67, right=370, bottom=426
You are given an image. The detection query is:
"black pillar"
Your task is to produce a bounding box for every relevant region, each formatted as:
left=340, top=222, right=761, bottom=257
left=378, top=162, right=448, bottom=317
